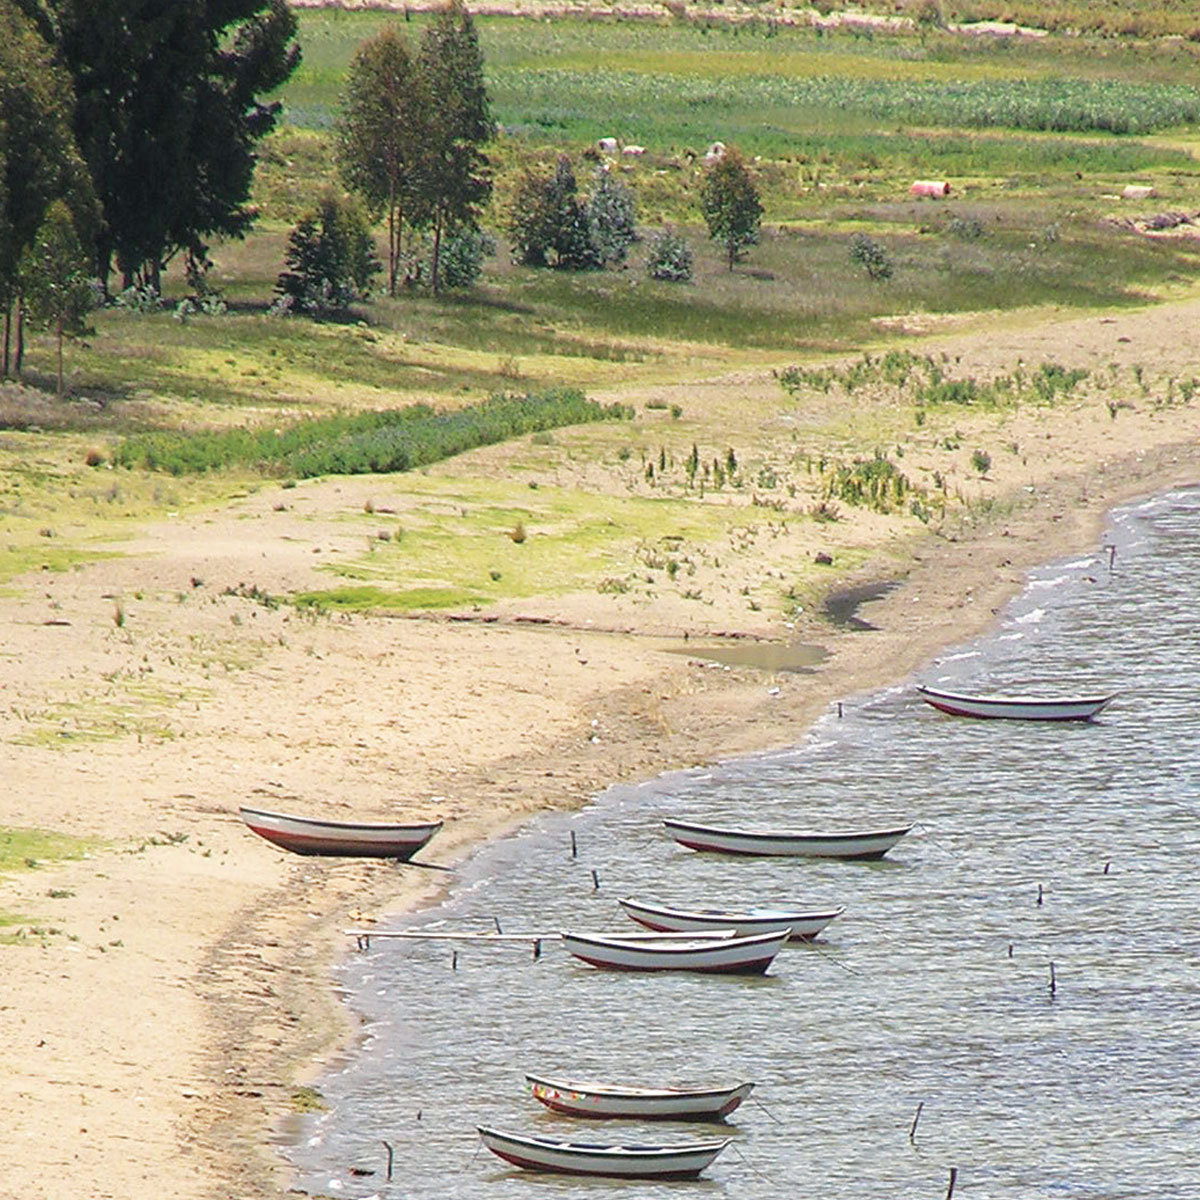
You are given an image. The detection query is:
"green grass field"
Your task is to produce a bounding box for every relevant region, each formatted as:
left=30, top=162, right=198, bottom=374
left=6, top=7, right=1200, bottom=616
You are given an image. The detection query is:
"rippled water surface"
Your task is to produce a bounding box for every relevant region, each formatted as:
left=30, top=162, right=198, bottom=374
left=288, top=489, right=1200, bottom=1200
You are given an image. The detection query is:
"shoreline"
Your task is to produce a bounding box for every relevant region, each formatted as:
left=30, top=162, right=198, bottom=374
left=234, top=440, right=1200, bottom=1198
left=3, top=296, right=1200, bottom=1198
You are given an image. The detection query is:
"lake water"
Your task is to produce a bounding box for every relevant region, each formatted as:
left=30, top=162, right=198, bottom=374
left=287, top=487, right=1200, bottom=1200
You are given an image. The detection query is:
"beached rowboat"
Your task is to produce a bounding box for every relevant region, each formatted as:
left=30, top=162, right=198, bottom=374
left=916, top=684, right=1115, bottom=721
left=477, top=1127, right=730, bottom=1178
left=618, top=896, right=843, bottom=941
left=526, top=1073, right=754, bottom=1121
left=238, top=805, right=442, bottom=859
left=560, top=928, right=789, bottom=974
left=663, top=818, right=910, bottom=861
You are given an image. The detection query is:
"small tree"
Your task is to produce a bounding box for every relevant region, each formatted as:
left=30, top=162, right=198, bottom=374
left=276, top=194, right=380, bottom=317
left=336, top=28, right=428, bottom=297
left=416, top=0, right=494, bottom=292
left=587, top=168, right=637, bottom=266
left=699, top=146, right=762, bottom=270
left=646, top=227, right=693, bottom=282
left=21, top=201, right=94, bottom=399
left=507, top=157, right=601, bottom=270
left=849, top=233, right=893, bottom=281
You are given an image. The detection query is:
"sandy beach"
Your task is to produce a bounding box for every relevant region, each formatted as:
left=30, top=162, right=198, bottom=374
left=3, top=294, right=1200, bottom=1200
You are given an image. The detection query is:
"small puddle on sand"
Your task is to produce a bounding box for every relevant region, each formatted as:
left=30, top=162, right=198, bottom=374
left=665, top=640, right=828, bottom=672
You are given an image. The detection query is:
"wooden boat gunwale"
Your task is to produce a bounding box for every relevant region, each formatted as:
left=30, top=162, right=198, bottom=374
left=477, top=1125, right=730, bottom=1178
left=525, top=1072, right=755, bottom=1120
left=559, top=927, right=789, bottom=974
left=619, top=895, right=844, bottom=941
left=663, top=817, right=911, bottom=861
left=916, top=684, right=1115, bottom=721
left=238, top=805, right=442, bottom=859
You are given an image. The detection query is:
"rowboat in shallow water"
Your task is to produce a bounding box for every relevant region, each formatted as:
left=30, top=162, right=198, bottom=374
left=916, top=684, right=1115, bottom=721
left=663, top=818, right=911, bottom=861
left=619, top=896, right=843, bottom=941
left=238, top=805, right=442, bottom=859
left=560, top=928, right=789, bottom=974
left=477, top=1126, right=731, bottom=1178
left=526, top=1073, right=754, bottom=1120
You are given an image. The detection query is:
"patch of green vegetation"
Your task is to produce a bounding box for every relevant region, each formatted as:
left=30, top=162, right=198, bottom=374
left=778, top=350, right=1091, bottom=410
left=291, top=1086, right=327, bottom=1114
left=10, top=674, right=212, bottom=749
left=304, top=471, right=797, bottom=612
left=294, top=584, right=488, bottom=612
left=113, top=389, right=633, bottom=478
left=0, top=826, right=91, bottom=876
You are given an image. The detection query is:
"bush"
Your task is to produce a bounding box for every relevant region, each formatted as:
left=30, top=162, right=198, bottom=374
left=849, top=233, right=893, bottom=281
left=276, top=193, right=381, bottom=317
left=587, top=168, right=637, bottom=266
left=646, top=227, right=693, bottom=282
left=437, top=227, right=496, bottom=289
left=508, top=156, right=601, bottom=270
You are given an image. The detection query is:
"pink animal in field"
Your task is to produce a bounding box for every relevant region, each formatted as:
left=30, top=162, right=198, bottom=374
left=910, top=180, right=951, bottom=198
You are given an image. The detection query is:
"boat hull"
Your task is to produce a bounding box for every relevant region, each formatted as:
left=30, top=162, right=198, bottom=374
left=526, top=1074, right=754, bottom=1121
left=619, top=897, right=842, bottom=942
left=478, top=1127, right=729, bottom=1178
left=238, top=806, right=441, bottom=859
left=560, top=928, right=788, bottom=974
left=663, top=818, right=910, bottom=861
left=917, top=685, right=1114, bottom=721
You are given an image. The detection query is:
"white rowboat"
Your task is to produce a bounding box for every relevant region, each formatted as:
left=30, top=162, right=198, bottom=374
left=239, top=805, right=442, bottom=859
left=619, top=896, right=843, bottom=941
left=526, top=1073, right=755, bottom=1121
left=917, top=684, right=1115, bottom=721
left=477, top=1126, right=730, bottom=1178
left=663, top=818, right=910, bottom=861
left=560, top=928, right=789, bottom=974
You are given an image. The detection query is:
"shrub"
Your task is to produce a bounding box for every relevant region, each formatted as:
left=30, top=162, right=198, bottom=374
left=508, top=156, right=602, bottom=270
left=849, top=233, right=893, bottom=281
left=437, top=227, right=496, bottom=289
left=114, top=389, right=634, bottom=479
left=646, top=227, right=693, bottom=282
left=276, top=193, right=381, bottom=317
left=587, top=168, right=638, bottom=266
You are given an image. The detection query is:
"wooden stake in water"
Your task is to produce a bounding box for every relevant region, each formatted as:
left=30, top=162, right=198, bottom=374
left=1037, top=883, right=1044, bottom=907
left=1049, top=961, right=1057, bottom=998
left=382, top=1140, right=394, bottom=1182
left=909, top=1101, right=923, bottom=1143
left=591, top=868, right=600, bottom=891
left=570, top=830, right=578, bottom=859
left=946, top=1167, right=958, bottom=1199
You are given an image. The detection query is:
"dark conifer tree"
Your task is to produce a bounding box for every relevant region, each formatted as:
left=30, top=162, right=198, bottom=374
left=17, top=0, right=300, bottom=293
left=0, top=0, right=93, bottom=375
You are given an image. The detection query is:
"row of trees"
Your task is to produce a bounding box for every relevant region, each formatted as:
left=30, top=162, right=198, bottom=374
left=335, top=4, right=492, bottom=296
left=1, top=0, right=301, bottom=380
left=278, top=137, right=765, bottom=313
